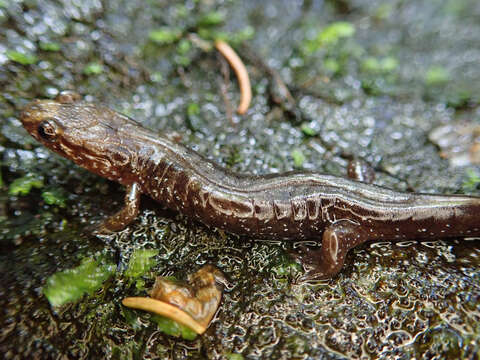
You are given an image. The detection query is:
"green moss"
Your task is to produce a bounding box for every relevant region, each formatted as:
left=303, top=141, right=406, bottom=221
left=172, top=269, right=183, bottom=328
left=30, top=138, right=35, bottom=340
left=177, top=39, right=191, bottom=55
left=462, top=169, right=480, bottom=193
left=151, top=314, right=197, bottom=340
left=187, top=102, right=200, bottom=117
left=323, top=58, right=340, bottom=74
left=361, top=56, right=398, bottom=74
left=198, top=11, right=225, bottom=27
left=185, top=102, right=204, bottom=131
left=6, top=50, right=38, bottom=65
left=425, top=66, right=450, bottom=86
left=83, top=62, right=104, bottom=75
left=197, top=24, right=252, bottom=44
left=226, top=146, right=243, bottom=168
left=39, top=41, right=61, bottom=52
left=9, top=173, right=44, bottom=195
left=360, top=56, right=399, bottom=95
left=41, top=188, right=67, bottom=207
left=197, top=28, right=228, bottom=41
left=291, top=149, right=306, bottom=168
left=362, top=57, right=382, bottom=72
left=225, top=353, right=244, bottom=360
left=300, top=123, right=317, bottom=136
left=381, top=57, right=398, bottom=72
left=150, top=71, right=163, bottom=83
left=374, top=3, right=394, bottom=20
left=149, top=28, right=182, bottom=45
left=318, top=22, right=355, bottom=45
left=303, top=22, right=355, bottom=54
left=175, top=56, right=190, bottom=67
left=271, top=259, right=302, bottom=278
left=43, top=258, right=116, bottom=307
left=175, top=39, right=193, bottom=66
left=121, top=307, right=144, bottom=331
left=111, top=340, right=142, bottom=360
left=174, top=4, right=188, bottom=19
left=124, top=249, right=159, bottom=279
left=446, top=89, right=475, bottom=108
left=230, top=26, right=255, bottom=44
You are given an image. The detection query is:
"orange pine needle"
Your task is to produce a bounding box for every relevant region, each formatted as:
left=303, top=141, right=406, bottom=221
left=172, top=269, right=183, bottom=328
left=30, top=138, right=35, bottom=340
left=122, top=297, right=207, bottom=334
left=215, top=40, right=252, bottom=115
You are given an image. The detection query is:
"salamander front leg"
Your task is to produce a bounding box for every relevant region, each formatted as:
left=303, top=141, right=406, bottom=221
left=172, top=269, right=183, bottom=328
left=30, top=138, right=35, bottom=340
left=294, top=221, right=370, bottom=280
left=95, top=183, right=141, bottom=234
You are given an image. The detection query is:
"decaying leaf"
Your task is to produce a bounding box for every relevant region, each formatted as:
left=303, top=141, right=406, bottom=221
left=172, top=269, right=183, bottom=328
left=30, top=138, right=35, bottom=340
left=122, top=265, right=226, bottom=334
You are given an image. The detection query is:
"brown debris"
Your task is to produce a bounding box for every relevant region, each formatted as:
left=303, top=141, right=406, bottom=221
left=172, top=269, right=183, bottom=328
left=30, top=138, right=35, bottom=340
left=122, top=265, right=226, bottom=334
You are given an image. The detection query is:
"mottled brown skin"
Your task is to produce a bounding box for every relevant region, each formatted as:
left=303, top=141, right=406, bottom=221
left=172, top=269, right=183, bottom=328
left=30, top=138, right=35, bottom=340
left=20, top=92, right=480, bottom=279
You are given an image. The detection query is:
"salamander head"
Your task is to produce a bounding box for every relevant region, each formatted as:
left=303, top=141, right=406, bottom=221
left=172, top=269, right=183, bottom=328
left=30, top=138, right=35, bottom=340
left=20, top=90, right=114, bottom=141
left=20, top=91, right=133, bottom=182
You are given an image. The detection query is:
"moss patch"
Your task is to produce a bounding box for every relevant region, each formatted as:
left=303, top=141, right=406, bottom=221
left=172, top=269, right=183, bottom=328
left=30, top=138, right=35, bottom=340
left=43, top=258, right=116, bottom=307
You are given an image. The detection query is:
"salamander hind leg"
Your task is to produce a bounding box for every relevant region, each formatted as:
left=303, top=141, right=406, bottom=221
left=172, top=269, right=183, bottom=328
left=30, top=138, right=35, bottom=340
left=293, top=221, right=370, bottom=280
left=94, top=183, right=141, bottom=234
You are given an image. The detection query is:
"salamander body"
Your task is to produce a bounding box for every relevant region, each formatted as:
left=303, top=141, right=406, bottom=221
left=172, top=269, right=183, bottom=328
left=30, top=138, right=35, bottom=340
left=20, top=92, right=480, bottom=278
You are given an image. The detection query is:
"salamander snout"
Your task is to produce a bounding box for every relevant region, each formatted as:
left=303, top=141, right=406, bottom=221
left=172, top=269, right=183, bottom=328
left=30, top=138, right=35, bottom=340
left=20, top=91, right=82, bottom=131
left=20, top=99, right=63, bottom=142
left=20, top=100, right=44, bottom=133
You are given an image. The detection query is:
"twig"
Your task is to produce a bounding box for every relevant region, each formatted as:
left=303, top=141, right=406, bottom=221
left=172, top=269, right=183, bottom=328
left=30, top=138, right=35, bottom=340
left=240, top=44, right=295, bottom=108
left=215, top=40, right=252, bottom=115
left=218, top=53, right=234, bottom=125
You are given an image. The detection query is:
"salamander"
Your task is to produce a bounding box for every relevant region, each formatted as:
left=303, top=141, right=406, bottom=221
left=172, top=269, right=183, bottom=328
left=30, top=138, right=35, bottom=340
left=20, top=92, right=480, bottom=279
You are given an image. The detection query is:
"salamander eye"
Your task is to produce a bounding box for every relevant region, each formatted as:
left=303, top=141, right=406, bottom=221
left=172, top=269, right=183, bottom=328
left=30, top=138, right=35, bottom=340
left=37, top=119, right=58, bottom=142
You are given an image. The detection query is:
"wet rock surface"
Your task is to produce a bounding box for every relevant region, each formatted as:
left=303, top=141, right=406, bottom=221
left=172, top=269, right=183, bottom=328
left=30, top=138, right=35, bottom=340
left=1, top=0, right=480, bottom=359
